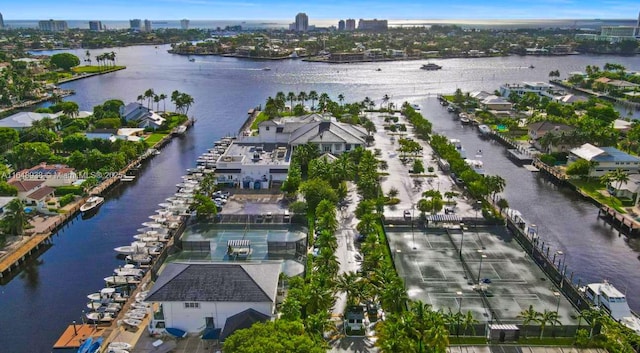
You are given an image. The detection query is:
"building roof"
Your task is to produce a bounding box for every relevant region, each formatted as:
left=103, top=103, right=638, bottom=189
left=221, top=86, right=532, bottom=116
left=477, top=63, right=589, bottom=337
left=0, top=196, right=17, bottom=209
left=26, top=186, right=55, bottom=201
left=289, top=120, right=367, bottom=146
left=145, top=262, right=280, bottom=303
left=613, top=119, right=633, bottom=131
left=571, top=143, right=640, bottom=163
left=0, top=111, right=61, bottom=129
left=220, top=308, right=270, bottom=341
left=122, top=102, right=151, bottom=121
left=528, top=121, right=574, bottom=135
left=12, top=163, right=75, bottom=179
left=8, top=180, right=45, bottom=192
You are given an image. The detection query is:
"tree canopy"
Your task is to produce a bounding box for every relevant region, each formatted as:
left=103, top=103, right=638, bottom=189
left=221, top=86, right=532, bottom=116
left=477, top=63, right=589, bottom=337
left=50, top=53, right=81, bottom=71
left=223, top=320, right=325, bottom=353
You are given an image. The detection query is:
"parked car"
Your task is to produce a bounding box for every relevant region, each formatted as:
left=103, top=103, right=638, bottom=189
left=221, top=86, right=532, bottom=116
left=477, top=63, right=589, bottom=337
left=403, top=210, right=412, bottom=220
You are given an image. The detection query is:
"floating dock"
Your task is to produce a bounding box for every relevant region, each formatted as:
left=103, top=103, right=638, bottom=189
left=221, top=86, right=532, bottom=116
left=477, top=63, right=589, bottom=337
left=52, top=324, right=104, bottom=349
left=506, top=149, right=533, bottom=164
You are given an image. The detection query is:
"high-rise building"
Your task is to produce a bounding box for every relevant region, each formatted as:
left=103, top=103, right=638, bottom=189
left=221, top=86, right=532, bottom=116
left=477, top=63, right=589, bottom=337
left=130, top=19, right=141, bottom=30
left=180, top=19, right=190, bottom=30
left=345, top=19, right=356, bottom=31
left=0, top=12, right=4, bottom=29
left=357, top=18, right=388, bottom=31
left=143, top=19, right=152, bottom=32
left=39, top=19, right=68, bottom=32
left=338, top=20, right=345, bottom=31
left=89, top=21, right=102, bottom=31
left=295, top=13, right=308, bottom=32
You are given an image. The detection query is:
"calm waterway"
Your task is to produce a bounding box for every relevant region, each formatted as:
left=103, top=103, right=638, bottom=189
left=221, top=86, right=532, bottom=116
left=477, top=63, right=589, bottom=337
left=1, top=45, right=639, bottom=353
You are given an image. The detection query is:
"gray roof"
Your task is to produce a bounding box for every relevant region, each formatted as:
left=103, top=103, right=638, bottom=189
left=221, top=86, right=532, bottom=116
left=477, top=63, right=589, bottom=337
left=220, top=308, right=270, bottom=341
left=145, top=262, right=280, bottom=303
left=0, top=111, right=61, bottom=129
left=122, top=103, right=150, bottom=121
left=289, top=121, right=367, bottom=145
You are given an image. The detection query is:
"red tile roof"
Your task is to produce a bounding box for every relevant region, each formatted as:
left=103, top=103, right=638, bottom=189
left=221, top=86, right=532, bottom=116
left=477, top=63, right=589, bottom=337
left=8, top=180, right=45, bottom=192
left=26, top=186, right=55, bottom=201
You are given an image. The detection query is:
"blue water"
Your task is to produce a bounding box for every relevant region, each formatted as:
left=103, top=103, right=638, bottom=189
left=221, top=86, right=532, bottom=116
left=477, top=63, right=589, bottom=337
left=0, top=45, right=639, bottom=353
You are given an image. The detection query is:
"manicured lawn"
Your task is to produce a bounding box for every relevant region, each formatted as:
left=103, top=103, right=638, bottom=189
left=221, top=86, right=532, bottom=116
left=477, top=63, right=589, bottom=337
left=72, top=65, right=126, bottom=74
left=570, top=179, right=627, bottom=213
left=145, top=133, right=168, bottom=145
left=250, top=112, right=269, bottom=130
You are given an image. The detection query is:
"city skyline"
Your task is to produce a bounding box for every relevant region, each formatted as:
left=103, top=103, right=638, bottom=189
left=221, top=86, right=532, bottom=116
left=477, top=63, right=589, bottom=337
left=1, top=0, right=639, bottom=21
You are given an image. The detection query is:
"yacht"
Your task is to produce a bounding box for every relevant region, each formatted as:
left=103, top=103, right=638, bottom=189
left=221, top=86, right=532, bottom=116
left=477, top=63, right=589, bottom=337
left=262, top=67, right=271, bottom=71
left=80, top=196, right=104, bottom=216
left=478, top=124, right=492, bottom=136
left=582, top=281, right=640, bottom=334
left=421, top=63, right=442, bottom=71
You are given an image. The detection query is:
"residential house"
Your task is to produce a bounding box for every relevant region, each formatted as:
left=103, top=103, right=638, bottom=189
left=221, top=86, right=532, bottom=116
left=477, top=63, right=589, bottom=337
left=145, top=262, right=280, bottom=339
left=568, top=143, right=640, bottom=177
left=613, top=119, right=633, bottom=134
left=553, top=94, right=588, bottom=104
left=480, top=96, right=512, bottom=111
left=499, top=81, right=564, bottom=99
left=0, top=110, right=92, bottom=130
left=594, top=77, right=640, bottom=92
left=528, top=122, right=575, bottom=153
left=216, top=114, right=367, bottom=189
left=606, top=173, right=640, bottom=200
left=9, top=163, right=77, bottom=187
left=120, top=103, right=165, bottom=129
left=8, top=180, right=55, bottom=205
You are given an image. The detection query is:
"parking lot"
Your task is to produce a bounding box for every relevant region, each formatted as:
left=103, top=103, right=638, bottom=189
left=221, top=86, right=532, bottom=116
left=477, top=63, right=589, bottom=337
left=387, top=225, right=579, bottom=326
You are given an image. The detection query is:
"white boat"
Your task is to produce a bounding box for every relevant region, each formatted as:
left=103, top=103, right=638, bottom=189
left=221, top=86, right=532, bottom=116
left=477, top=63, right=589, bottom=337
left=449, top=139, right=467, bottom=159
left=108, top=342, right=132, bottom=350
left=104, top=275, right=140, bottom=285
left=114, top=267, right=144, bottom=277
left=80, top=196, right=104, bottom=215
left=86, top=312, right=115, bottom=323
left=126, top=254, right=153, bottom=265
left=107, top=349, right=130, bottom=353
left=582, top=281, right=640, bottom=334
left=478, top=124, right=491, bottom=135
left=465, top=159, right=485, bottom=175
left=114, top=245, right=146, bottom=256
left=172, top=125, right=187, bottom=135
left=120, top=175, right=136, bottom=182
left=123, top=318, right=143, bottom=327
left=125, top=311, right=146, bottom=320
left=411, top=104, right=420, bottom=110
left=460, top=116, right=471, bottom=125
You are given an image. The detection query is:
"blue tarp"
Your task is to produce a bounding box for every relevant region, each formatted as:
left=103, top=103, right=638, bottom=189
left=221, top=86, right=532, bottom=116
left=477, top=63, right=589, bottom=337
left=201, top=327, right=221, bottom=340
left=165, top=327, right=187, bottom=338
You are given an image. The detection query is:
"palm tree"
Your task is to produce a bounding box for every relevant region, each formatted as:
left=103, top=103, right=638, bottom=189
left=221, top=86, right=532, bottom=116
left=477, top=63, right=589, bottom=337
left=380, top=278, right=408, bottom=313
left=158, top=93, right=168, bottom=112
left=338, top=94, right=345, bottom=107
left=336, top=272, right=361, bottom=306
left=611, top=169, right=630, bottom=196
left=382, top=94, right=390, bottom=110
left=136, top=95, right=144, bottom=105
left=308, top=90, right=318, bottom=111
left=305, top=312, right=336, bottom=340
left=143, top=88, right=155, bottom=109
left=461, top=310, right=478, bottom=336
left=318, top=93, right=330, bottom=111
left=518, top=305, right=539, bottom=338
left=537, top=309, right=561, bottom=339
left=2, top=199, right=27, bottom=236
left=286, top=91, right=296, bottom=112
left=582, top=309, right=606, bottom=338
left=297, top=91, right=307, bottom=109
left=153, top=94, right=160, bottom=112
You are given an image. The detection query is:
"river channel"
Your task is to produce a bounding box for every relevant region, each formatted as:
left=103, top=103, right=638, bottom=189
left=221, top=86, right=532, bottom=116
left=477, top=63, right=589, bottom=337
left=0, top=45, right=638, bottom=353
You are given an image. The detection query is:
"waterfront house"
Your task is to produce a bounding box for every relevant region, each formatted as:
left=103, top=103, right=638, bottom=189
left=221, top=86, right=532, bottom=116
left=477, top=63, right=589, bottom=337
left=9, top=163, right=77, bottom=187
left=0, top=111, right=61, bottom=130
left=499, top=81, right=564, bottom=100
left=480, top=96, right=512, bottom=111
left=528, top=122, right=575, bottom=153
left=145, top=262, right=280, bottom=339
left=215, top=114, right=367, bottom=189
left=120, top=103, right=165, bottom=129
left=606, top=173, right=640, bottom=200
left=8, top=180, right=55, bottom=205
left=594, top=77, right=639, bottom=92
left=568, top=143, right=640, bottom=177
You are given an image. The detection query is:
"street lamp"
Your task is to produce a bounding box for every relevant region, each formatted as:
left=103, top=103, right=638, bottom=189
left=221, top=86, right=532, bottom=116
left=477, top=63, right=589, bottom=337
left=475, top=201, right=482, bottom=228
left=477, top=250, right=487, bottom=285
left=456, top=291, right=463, bottom=338
left=459, top=222, right=465, bottom=258
left=554, top=291, right=561, bottom=317
left=412, top=203, right=416, bottom=250
left=556, top=251, right=565, bottom=288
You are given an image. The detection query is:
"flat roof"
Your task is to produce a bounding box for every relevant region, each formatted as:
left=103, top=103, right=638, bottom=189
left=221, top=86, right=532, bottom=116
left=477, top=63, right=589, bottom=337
left=221, top=143, right=291, bottom=166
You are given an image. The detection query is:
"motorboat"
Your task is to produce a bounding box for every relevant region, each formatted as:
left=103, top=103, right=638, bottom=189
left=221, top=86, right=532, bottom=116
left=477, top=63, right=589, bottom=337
left=126, top=254, right=153, bottom=265
left=465, top=159, right=485, bottom=175
left=120, top=175, right=136, bottom=182
left=420, top=63, right=442, bottom=70
left=125, top=311, right=146, bottom=320
left=80, top=196, right=104, bottom=216
left=108, top=342, right=132, bottom=351
left=188, top=57, right=195, bottom=62
left=123, top=318, right=143, bottom=327
left=449, top=139, right=467, bottom=159
left=411, top=104, right=420, bottom=111
left=529, top=64, right=535, bottom=69
left=262, top=67, right=271, bottom=71
left=104, top=275, right=140, bottom=286
left=114, top=267, right=144, bottom=277
left=478, top=124, right=491, bottom=136
left=172, top=125, right=187, bottom=135
left=581, top=281, right=640, bottom=333
left=460, top=116, right=471, bottom=125
left=86, top=312, right=115, bottom=323
left=114, top=244, right=147, bottom=256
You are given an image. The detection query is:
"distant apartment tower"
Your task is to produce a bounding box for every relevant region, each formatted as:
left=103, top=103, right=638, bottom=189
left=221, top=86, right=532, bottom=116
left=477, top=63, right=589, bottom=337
left=130, top=19, right=141, bottom=30
left=180, top=19, right=190, bottom=30
left=338, top=20, right=345, bottom=31
left=89, top=21, right=102, bottom=31
left=0, top=12, right=4, bottom=29
left=143, top=19, right=152, bottom=32
left=345, top=19, right=356, bottom=31
left=295, top=13, right=308, bottom=32
left=358, top=18, right=388, bottom=31
left=39, top=19, right=68, bottom=32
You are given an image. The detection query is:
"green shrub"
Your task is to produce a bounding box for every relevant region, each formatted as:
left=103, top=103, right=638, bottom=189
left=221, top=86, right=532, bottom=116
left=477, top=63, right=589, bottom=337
left=539, top=154, right=556, bottom=165
left=55, top=185, right=84, bottom=196
left=58, top=194, right=75, bottom=207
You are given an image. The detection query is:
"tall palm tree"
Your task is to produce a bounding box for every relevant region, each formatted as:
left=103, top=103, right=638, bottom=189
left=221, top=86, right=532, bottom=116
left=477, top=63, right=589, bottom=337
left=143, top=88, right=155, bottom=109
left=286, top=91, right=296, bottom=112
left=537, top=309, right=561, bottom=339
left=297, top=91, right=307, bottom=109
left=153, top=94, right=160, bottom=111
left=518, top=305, right=539, bottom=338
left=380, top=278, right=408, bottom=313
left=158, top=93, right=167, bottom=112
left=611, top=169, right=630, bottom=195
left=308, top=90, right=318, bottom=111
left=338, top=94, right=345, bottom=107
left=336, top=272, right=361, bottom=306
left=2, top=198, right=27, bottom=236
left=382, top=94, right=390, bottom=110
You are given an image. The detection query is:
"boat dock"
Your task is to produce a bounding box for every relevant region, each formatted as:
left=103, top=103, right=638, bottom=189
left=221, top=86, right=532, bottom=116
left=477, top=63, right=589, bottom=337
left=0, top=119, right=194, bottom=280
left=53, top=324, right=104, bottom=349
left=598, top=206, right=640, bottom=236
left=506, top=149, right=533, bottom=164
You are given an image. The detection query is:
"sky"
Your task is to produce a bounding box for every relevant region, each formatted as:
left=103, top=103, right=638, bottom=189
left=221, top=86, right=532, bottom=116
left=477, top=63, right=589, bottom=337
left=1, top=0, right=639, bottom=21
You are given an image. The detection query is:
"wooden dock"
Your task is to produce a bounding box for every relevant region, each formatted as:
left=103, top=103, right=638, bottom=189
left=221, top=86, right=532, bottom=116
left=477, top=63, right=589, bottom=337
left=52, top=324, right=104, bottom=349
left=598, top=206, right=640, bottom=236
left=531, top=158, right=567, bottom=181
left=0, top=234, right=51, bottom=277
